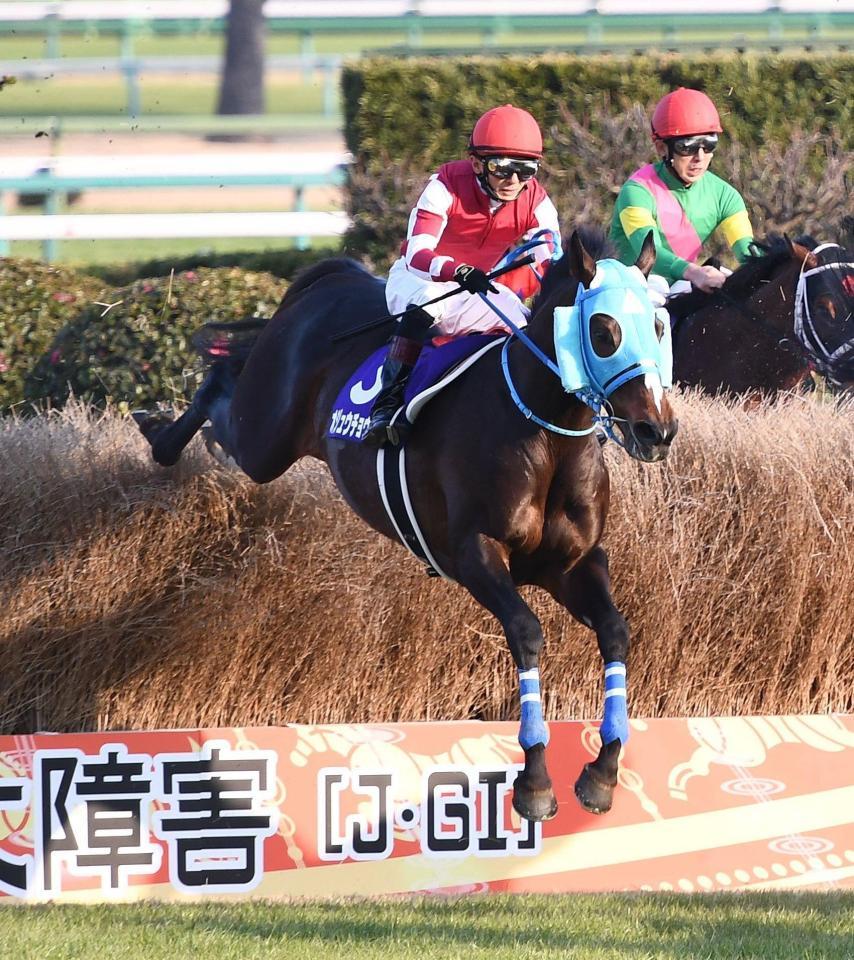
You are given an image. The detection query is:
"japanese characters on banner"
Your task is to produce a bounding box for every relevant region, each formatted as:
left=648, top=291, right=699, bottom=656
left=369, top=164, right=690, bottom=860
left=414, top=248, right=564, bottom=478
left=0, top=716, right=852, bottom=902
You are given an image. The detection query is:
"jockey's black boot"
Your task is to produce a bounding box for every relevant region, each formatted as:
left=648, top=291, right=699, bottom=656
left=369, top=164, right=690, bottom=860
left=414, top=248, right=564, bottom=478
left=364, top=305, right=433, bottom=448
left=364, top=356, right=413, bottom=448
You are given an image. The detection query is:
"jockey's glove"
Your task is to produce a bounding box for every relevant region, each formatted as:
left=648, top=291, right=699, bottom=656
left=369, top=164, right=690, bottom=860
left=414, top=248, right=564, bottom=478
left=454, top=264, right=498, bottom=296
left=646, top=273, right=670, bottom=310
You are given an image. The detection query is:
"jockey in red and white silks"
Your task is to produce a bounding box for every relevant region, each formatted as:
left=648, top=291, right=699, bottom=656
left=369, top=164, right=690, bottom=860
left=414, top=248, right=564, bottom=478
left=386, top=157, right=560, bottom=336
left=367, top=104, right=561, bottom=448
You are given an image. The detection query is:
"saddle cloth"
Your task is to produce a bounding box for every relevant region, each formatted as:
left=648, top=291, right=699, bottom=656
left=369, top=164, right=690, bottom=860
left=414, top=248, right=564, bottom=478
left=328, top=332, right=505, bottom=580
left=328, top=332, right=505, bottom=443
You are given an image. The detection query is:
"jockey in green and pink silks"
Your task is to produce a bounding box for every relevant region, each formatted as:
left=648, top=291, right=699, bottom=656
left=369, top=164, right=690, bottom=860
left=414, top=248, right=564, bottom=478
left=611, top=88, right=755, bottom=294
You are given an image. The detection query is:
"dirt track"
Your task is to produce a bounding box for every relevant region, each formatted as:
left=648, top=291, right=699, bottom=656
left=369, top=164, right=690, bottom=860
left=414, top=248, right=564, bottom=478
left=3, top=128, right=347, bottom=213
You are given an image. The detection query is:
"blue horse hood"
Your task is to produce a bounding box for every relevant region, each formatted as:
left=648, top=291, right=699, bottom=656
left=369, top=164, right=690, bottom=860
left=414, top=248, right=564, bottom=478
left=553, top=259, right=673, bottom=401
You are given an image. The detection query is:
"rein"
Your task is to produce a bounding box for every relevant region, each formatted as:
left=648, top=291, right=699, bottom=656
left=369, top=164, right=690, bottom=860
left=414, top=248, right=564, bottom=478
left=483, top=242, right=632, bottom=444
left=329, top=255, right=536, bottom=342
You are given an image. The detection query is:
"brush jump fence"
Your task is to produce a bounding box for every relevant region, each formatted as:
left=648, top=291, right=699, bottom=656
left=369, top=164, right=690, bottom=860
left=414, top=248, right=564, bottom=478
left=0, top=151, right=351, bottom=259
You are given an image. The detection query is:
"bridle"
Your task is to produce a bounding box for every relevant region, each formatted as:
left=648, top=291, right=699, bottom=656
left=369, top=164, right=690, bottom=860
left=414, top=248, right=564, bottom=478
left=493, top=250, right=670, bottom=448
left=793, top=243, right=854, bottom=386
left=679, top=242, right=854, bottom=381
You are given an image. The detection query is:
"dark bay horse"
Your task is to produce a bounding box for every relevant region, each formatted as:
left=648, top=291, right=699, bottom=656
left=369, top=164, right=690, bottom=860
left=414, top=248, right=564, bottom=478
left=136, top=229, right=678, bottom=822
left=667, top=237, right=854, bottom=395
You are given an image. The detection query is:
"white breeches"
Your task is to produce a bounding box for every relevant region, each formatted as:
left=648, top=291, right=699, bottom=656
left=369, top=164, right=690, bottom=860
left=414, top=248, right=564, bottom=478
left=385, top=257, right=530, bottom=337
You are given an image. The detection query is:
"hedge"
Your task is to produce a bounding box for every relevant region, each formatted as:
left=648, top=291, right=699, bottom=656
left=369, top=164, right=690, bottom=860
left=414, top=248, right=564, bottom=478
left=24, top=267, right=286, bottom=411
left=0, top=259, right=108, bottom=410
left=341, top=52, right=853, bottom=266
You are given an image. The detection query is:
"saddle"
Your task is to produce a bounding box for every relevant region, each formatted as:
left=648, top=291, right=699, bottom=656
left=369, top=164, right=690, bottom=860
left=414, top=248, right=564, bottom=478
left=328, top=333, right=505, bottom=444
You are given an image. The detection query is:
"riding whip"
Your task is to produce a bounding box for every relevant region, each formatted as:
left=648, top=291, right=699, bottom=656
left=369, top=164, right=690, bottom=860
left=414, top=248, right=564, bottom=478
left=330, top=254, right=536, bottom=342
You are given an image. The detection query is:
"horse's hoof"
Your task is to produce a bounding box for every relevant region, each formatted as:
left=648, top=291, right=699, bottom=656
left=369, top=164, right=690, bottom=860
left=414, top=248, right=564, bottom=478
left=132, top=411, right=173, bottom=444
left=512, top=777, right=558, bottom=822
left=574, top=762, right=615, bottom=815
left=131, top=411, right=186, bottom=466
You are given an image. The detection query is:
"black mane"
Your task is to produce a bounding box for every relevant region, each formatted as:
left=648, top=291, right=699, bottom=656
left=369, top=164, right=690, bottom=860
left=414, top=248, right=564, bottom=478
left=667, top=235, right=816, bottom=321
left=532, top=225, right=616, bottom=313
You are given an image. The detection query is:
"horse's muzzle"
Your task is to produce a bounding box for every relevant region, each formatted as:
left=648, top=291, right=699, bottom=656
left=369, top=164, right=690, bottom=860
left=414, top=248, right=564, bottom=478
left=621, top=418, right=679, bottom=462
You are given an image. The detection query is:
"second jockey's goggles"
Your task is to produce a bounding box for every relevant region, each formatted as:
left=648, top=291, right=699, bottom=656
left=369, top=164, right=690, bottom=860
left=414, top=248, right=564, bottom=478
left=668, top=134, right=719, bottom=156
left=484, top=156, right=539, bottom=181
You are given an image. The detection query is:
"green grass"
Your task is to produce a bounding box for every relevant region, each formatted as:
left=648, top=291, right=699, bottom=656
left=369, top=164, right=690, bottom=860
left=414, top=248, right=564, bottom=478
left=3, top=893, right=854, bottom=960
left=0, top=75, right=336, bottom=118
left=1, top=22, right=851, bottom=60
left=7, top=235, right=341, bottom=267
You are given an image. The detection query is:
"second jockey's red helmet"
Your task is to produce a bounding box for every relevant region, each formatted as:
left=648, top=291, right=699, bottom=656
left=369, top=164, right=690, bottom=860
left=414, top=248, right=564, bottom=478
left=469, top=105, right=544, bottom=159
left=651, top=88, right=723, bottom=139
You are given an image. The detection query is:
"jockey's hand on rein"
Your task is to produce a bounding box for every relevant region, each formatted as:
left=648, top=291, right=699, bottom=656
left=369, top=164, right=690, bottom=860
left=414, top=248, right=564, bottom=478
left=454, top=264, right=498, bottom=296
left=684, top=262, right=727, bottom=293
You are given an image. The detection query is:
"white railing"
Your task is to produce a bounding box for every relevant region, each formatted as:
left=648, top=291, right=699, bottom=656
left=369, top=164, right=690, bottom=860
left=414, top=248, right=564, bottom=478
left=0, top=1, right=850, bottom=20
left=0, top=53, right=344, bottom=117
left=0, top=151, right=350, bottom=258
left=0, top=211, right=350, bottom=240
left=0, top=151, right=350, bottom=179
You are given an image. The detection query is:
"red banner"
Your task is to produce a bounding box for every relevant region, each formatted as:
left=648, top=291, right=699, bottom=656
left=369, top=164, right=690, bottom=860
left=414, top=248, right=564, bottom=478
left=0, top=716, right=852, bottom=902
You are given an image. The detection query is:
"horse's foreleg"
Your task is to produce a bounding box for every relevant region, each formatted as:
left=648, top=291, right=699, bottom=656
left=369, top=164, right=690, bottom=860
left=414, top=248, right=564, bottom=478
left=456, top=533, right=557, bottom=822
left=547, top=545, right=629, bottom=815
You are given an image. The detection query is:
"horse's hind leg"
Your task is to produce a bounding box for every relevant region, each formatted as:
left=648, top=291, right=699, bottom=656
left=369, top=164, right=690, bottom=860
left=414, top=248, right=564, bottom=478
left=135, top=361, right=236, bottom=466
left=455, top=533, right=557, bottom=822
left=544, top=545, right=628, bottom=815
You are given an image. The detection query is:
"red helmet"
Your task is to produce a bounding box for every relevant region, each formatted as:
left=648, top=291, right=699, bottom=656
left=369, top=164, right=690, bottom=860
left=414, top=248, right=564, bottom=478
left=469, top=104, right=544, bottom=159
left=651, top=88, right=723, bottom=139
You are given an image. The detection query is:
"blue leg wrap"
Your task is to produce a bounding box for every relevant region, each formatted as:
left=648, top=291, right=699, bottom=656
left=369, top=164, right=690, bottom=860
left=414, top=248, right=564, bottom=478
left=600, top=661, right=629, bottom=745
left=518, top=668, right=549, bottom=750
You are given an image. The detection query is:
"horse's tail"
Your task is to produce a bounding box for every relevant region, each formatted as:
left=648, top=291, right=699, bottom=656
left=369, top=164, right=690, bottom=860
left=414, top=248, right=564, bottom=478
left=191, top=317, right=266, bottom=371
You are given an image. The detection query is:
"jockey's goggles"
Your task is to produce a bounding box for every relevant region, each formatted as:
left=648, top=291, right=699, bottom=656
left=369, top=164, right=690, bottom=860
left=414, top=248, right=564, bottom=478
left=483, top=156, right=539, bottom=181
left=669, top=134, right=719, bottom=156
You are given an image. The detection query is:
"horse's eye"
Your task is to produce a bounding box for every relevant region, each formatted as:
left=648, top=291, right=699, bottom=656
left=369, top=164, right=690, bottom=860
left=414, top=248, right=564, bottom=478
left=655, top=316, right=665, bottom=340
left=589, top=314, right=621, bottom=357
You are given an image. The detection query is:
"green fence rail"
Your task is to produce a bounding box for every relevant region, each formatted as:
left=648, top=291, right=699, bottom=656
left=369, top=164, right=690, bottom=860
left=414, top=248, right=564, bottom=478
left=3, top=9, right=852, bottom=59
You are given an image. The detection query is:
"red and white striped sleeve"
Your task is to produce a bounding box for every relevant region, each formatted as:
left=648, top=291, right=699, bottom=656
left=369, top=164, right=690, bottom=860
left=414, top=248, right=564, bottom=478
left=400, top=175, right=458, bottom=282
left=523, top=194, right=561, bottom=265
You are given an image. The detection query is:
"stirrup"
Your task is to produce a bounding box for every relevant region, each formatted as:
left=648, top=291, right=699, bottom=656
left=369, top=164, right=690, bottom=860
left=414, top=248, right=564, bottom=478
left=364, top=416, right=397, bottom=448
left=364, top=421, right=392, bottom=448
left=364, top=404, right=412, bottom=448
left=386, top=416, right=411, bottom=447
